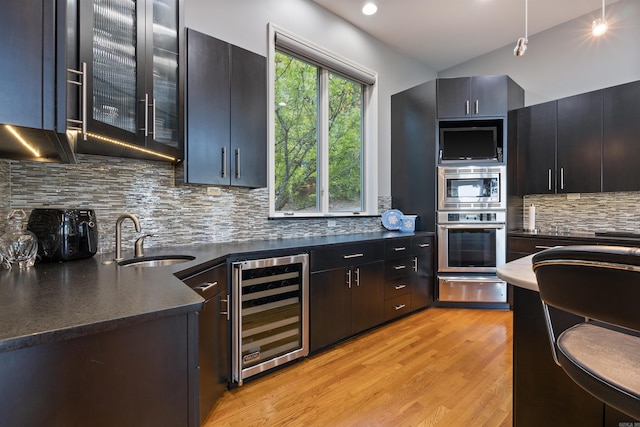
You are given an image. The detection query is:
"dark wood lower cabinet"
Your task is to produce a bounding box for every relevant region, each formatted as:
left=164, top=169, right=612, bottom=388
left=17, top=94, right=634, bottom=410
left=310, top=261, right=384, bottom=353
left=0, top=313, right=199, bottom=427
left=513, top=286, right=639, bottom=427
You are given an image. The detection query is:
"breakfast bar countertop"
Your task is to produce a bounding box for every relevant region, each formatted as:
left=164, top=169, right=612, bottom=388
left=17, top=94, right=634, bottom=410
left=496, top=254, right=537, bottom=292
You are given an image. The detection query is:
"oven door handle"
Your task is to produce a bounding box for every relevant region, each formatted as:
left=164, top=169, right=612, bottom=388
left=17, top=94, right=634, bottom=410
left=438, top=224, right=505, bottom=230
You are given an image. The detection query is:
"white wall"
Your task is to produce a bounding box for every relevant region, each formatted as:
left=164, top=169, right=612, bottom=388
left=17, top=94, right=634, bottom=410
left=439, top=0, right=640, bottom=106
left=185, top=0, right=437, bottom=197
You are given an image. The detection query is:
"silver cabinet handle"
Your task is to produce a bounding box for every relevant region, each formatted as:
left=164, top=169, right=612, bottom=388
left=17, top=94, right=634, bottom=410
left=220, top=296, right=230, bottom=321
left=535, top=245, right=553, bottom=250
left=151, top=97, right=156, bottom=137
left=548, top=169, right=552, bottom=191
left=394, top=247, right=406, bottom=252
left=140, top=93, right=149, bottom=137
left=474, top=100, right=479, bottom=114
left=222, top=146, right=227, bottom=178
left=413, top=256, right=418, bottom=272
left=465, top=100, right=470, bottom=115
left=394, top=265, right=406, bottom=270
left=355, top=267, right=360, bottom=287
left=194, top=281, right=218, bottom=292
left=560, top=167, right=564, bottom=190
left=419, top=243, right=430, bottom=248
left=343, top=253, right=364, bottom=259
left=394, top=284, right=406, bottom=290
left=67, top=62, right=87, bottom=140
left=394, top=304, right=406, bottom=311
left=346, top=269, right=352, bottom=289
left=235, top=148, right=241, bottom=179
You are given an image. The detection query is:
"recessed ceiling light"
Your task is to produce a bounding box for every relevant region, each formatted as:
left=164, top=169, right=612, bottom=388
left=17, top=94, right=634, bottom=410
left=362, top=2, right=378, bottom=15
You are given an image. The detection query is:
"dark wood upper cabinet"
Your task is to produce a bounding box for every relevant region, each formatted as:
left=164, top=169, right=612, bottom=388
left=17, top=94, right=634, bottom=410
left=75, top=0, right=184, bottom=161
left=556, top=90, right=603, bottom=193
left=185, top=29, right=267, bottom=188
left=516, top=101, right=557, bottom=195
left=603, top=80, right=640, bottom=192
left=229, top=45, right=267, bottom=188
left=437, top=75, right=523, bottom=118
left=0, top=0, right=52, bottom=131
left=185, top=29, right=230, bottom=185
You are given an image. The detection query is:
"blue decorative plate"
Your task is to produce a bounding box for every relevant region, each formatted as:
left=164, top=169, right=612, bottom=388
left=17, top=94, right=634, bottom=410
left=381, top=209, right=404, bottom=230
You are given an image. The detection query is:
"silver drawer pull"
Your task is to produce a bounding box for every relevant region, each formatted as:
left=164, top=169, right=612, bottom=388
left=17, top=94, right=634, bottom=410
left=343, top=253, right=364, bottom=259
left=394, top=284, right=406, bottom=290
left=394, top=265, right=406, bottom=270
left=194, top=281, right=218, bottom=292
left=394, top=304, right=406, bottom=311
left=220, top=297, right=230, bottom=321
left=534, top=245, right=553, bottom=250
left=419, top=243, right=430, bottom=248
left=394, top=247, right=406, bottom=252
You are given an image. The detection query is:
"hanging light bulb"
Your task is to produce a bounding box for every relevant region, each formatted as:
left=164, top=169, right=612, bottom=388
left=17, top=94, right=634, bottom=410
left=514, top=37, right=528, bottom=56
left=592, top=0, right=608, bottom=36
left=514, top=0, right=529, bottom=56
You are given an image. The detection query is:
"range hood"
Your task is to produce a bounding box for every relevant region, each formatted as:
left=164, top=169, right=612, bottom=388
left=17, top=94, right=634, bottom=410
left=0, top=125, right=77, bottom=164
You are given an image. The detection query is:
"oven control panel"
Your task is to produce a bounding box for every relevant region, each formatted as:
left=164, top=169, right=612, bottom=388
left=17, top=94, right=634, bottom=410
left=437, top=211, right=506, bottom=223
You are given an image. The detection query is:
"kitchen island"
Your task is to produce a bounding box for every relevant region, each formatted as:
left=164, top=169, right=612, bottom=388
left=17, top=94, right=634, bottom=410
left=0, top=231, right=432, bottom=427
left=498, top=254, right=639, bottom=427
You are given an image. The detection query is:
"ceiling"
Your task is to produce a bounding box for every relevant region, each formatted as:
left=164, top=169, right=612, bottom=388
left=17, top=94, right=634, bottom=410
left=310, top=0, right=617, bottom=72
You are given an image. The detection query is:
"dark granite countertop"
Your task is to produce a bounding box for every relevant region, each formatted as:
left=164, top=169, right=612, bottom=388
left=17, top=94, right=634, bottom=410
left=0, top=231, right=433, bottom=354
left=508, top=230, right=640, bottom=246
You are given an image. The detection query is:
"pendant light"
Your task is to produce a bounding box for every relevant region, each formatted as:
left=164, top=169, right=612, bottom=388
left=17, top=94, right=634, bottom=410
left=514, top=0, right=528, bottom=56
left=592, top=0, right=608, bottom=36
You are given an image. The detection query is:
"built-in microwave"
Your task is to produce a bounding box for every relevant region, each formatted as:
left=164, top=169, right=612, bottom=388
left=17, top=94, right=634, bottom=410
left=438, top=165, right=506, bottom=211
left=438, top=120, right=503, bottom=163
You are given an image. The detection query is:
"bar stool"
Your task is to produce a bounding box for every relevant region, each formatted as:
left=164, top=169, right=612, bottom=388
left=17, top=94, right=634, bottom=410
left=532, top=245, right=640, bottom=421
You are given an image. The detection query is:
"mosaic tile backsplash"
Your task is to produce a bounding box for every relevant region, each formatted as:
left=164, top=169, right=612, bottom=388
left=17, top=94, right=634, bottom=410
left=0, top=155, right=390, bottom=256
left=523, top=193, right=640, bottom=234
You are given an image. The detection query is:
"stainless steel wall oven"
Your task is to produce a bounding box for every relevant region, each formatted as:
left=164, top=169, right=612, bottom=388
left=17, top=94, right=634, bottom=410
left=436, top=211, right=507, bottom=303
left=232, top=253, right=309, bottom=385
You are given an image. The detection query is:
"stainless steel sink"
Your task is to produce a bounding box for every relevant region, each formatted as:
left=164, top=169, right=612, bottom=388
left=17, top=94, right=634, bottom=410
left=118, top=255, right=195, bottom=268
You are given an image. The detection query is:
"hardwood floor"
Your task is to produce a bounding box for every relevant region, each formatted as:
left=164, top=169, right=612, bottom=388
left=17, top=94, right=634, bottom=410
left=204, top=308, right=513, bottom=426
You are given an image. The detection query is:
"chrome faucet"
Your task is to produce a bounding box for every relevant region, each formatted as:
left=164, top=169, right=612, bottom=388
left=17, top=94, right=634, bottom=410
left=114, top=213, right=141, bottom=261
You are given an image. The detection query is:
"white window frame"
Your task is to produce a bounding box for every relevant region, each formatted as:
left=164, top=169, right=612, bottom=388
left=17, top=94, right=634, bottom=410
left=267, top=23, right=378, bottom=218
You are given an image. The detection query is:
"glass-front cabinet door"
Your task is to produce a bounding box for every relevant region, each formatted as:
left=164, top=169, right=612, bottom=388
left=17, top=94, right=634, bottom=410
left=149, top=0, right=180, bottom=150
left=76, top=0, right=182, bottom=161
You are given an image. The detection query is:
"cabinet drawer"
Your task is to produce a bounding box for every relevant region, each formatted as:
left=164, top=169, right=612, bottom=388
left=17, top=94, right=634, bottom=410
left=384, top=256, right=415, bottom=280
left=385, top=277, right=412, bottom=300
left=412, top=237, right=433, bottom=254
left=508, top=236, right=593, bottom=256
left=310, top=241, right=384, bottom=272
left=384, top=294, right=412, bottom=321
left=384, top=237, right=413, bottom=259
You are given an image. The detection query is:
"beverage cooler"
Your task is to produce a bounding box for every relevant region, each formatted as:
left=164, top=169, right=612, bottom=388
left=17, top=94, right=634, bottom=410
left=231, top=254, right=309, bottom=385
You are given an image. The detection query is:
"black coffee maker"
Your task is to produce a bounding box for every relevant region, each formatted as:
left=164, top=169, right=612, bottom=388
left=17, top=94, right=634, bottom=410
left=27, top=209, right=98, bottom=262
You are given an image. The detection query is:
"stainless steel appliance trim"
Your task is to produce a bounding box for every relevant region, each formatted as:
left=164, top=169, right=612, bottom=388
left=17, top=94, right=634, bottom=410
left=437, top=275, right=507, bottom=303
left=437, top=165, right=506, bottom=211
left=232, top=263, right=242, bottom=385
left=232, top=253, right=309, bottom=385
left=437, top=222, right=506, bottom=273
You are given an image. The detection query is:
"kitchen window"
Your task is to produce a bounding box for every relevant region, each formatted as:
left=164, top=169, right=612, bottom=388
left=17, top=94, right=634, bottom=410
left=268, top=24, right=378, bottom=217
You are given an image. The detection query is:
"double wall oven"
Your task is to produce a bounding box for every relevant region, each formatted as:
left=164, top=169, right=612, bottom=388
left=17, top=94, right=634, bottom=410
left=436, top=165, right=507, bottom=304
